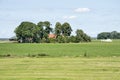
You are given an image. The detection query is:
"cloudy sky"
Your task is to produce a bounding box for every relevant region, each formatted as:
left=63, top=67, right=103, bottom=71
left=0, top=0, right=120, bottom=38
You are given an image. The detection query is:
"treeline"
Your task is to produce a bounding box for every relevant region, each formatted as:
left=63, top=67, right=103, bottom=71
left=14, top=21, right=91, bottom=43
left=97, top=31, right=120, bottom=39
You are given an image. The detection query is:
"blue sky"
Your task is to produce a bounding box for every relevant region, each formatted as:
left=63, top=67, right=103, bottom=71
left=0, top=0, right=120, bottom=38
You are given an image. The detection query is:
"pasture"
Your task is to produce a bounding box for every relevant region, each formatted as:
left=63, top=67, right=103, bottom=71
left=0, top=40, right=120, bottom=80
left=0, top=40, right=120, bottom=57
left=0, top=57, right=120, bottom=80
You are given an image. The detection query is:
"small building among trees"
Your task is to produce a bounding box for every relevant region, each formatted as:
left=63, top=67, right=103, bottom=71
left=14, top=21, right=91, bottom=43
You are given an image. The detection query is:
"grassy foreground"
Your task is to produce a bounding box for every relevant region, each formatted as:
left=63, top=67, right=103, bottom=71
left=0, top=40, right=120, bottom=80
left=0, top=40, right=120, bottom=57
left=0, top=57, right=120, bottom=80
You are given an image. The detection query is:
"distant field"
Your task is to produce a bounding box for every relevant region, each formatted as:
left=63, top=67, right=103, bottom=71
left=0, top=57, right=120, bottom=80
left=0, top=40, right=120, bottom=57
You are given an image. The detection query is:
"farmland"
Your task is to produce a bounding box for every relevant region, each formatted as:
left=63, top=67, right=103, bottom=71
left=0, top=40, right=120, bottom=80
left=0, top=40, right=120, bottom=57
left=0, top=57, right=120, bottom=80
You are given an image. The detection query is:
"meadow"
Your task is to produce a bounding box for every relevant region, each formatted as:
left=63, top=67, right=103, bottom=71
left=0, top=57, right=120, bottom=80
left=0, top=40, right=120, bottom=80
left=0, top=40, right=120, bottom=57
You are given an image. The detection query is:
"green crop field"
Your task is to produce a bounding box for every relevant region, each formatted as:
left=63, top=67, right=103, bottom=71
left=0, top=57, right=120, bottom=80
left=0, top=40, right=120, bottom=80
left=0, top=40, right=120, bottom=57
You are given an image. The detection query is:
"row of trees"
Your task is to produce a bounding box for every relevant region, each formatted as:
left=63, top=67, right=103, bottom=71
left=97, top=31, right=120, bottom=39
left=15, top=21, right=91, bottom=43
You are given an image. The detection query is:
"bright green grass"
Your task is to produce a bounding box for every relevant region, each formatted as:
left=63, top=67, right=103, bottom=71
left=0, top=57, right=120, bottom=80
left=0, top=40, right=120, bottom=57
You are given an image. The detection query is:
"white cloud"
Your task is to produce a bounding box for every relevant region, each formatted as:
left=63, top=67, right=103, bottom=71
left=75, top=8, right=91, bottom=13
left=63, top=15, right=77, bottom=19
left=69, top=16, right=77, bottom=19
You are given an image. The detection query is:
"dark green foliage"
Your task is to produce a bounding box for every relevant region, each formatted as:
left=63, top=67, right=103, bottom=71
left=61, top=22, right=72, bottom=36
left=68, top=29, right=91, bottom=43
left=97, top=32, right=111, bottom=39
left=31, top=54, right=36, bottom=57
left=75, top=29, right=91, bottom=42
left=37, top=21, right=52, bottom=43
left=27, top=53, right=49, bottom=57
left=57, top=36, right=70, bottom=43
left=97, top=31, right=120, bottom=39
left=84, top=52, right=88, bottom=57
left=55, top=22, right=72, bottom=39
left=64, top=36, right=70, bottom=43
left=37, top=22, right=44, bottom=39
left=69, top=36, right=77, bottom=43
left=37, top=53, right=48, bottom=57
left=0, top=54, right=11, bottom=57
left=14, top=21, right=40, bottom=43
left=14, top=21, right=91, bottom=43
left=110, top=31, right=120, bottom=39
left=15, top=21, right=53, bottom=43
left=49, top=38, right=56, bottom=43
left=55, top=22, right=62, bottom=37
left=57, top=35, right=65, bottom=43
left=44, top=21, right=53, bottom=34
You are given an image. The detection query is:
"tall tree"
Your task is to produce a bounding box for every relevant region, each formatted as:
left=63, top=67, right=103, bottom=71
left=75, top=29, right=91, bottom=42
left=76, top=29, right=84, bottom=42
left=37, top=21, right=53, bottom=42
left=37, top=21, right=44, bottom=39
left=44, top=21, right=53, bottom=34
left=97, top=32, right=111, bottom=39
left=14, top=21, right=91, bottom=43
left=110, top=31, right=118, bottom=39
left=61, top=22, right=72, bottom=36
left=97, top=31, right=120, bottom=39
left=15, top=21, right=39, bottom=43
left=55, top=22, right=62, bottom=37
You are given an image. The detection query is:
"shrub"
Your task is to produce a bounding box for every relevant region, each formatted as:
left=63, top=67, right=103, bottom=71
left=27, top=53, right=49, bottom=57
left=31, top=54, right=36, bottom=57
left=6, top=54, right=11, bottom=57
left=0, top=54, right=11, bottom=57
left=37, top=53, right=48, bottom=57
left=49, top=38, right=56, bottom=43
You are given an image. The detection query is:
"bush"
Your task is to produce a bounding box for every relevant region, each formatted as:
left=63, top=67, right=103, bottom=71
left=37, top=53, right=48, bottom=57
left=6, top=54, right=11, bottom=57
left=0, top=54, right=11, bottom=57
left=49, top=38, right=56, bottom=43
left=27, top=53, right=49, bottom=57
left=57, top=35, right=65, bottom=43
left=31, top=54, right=36, bottom=57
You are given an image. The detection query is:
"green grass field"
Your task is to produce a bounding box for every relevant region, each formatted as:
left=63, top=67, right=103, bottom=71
left=0, top=40, right=120, bottom=80
left=0, top=57, right=120, bottom=80
left=0, top=40, right=120, bottom=57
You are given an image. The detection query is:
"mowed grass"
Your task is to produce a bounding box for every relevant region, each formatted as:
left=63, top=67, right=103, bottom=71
left=0, top=57, right=120, bottom=80
left=0, top=40, right=120, bottom=57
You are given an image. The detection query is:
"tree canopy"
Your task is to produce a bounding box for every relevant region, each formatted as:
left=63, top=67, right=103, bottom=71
left=37, top=21, right=53, bottom=42
left=55, top=22, right=62, bottom=37
left=97, top=31, right=120, bottom=39
left=61, top=22, right=72, bottom=36
left=14, top=22, right=40, bottom=43
left=14, top=21, right=91, bottom=43
left=75, top=29, right=91, bottom=42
